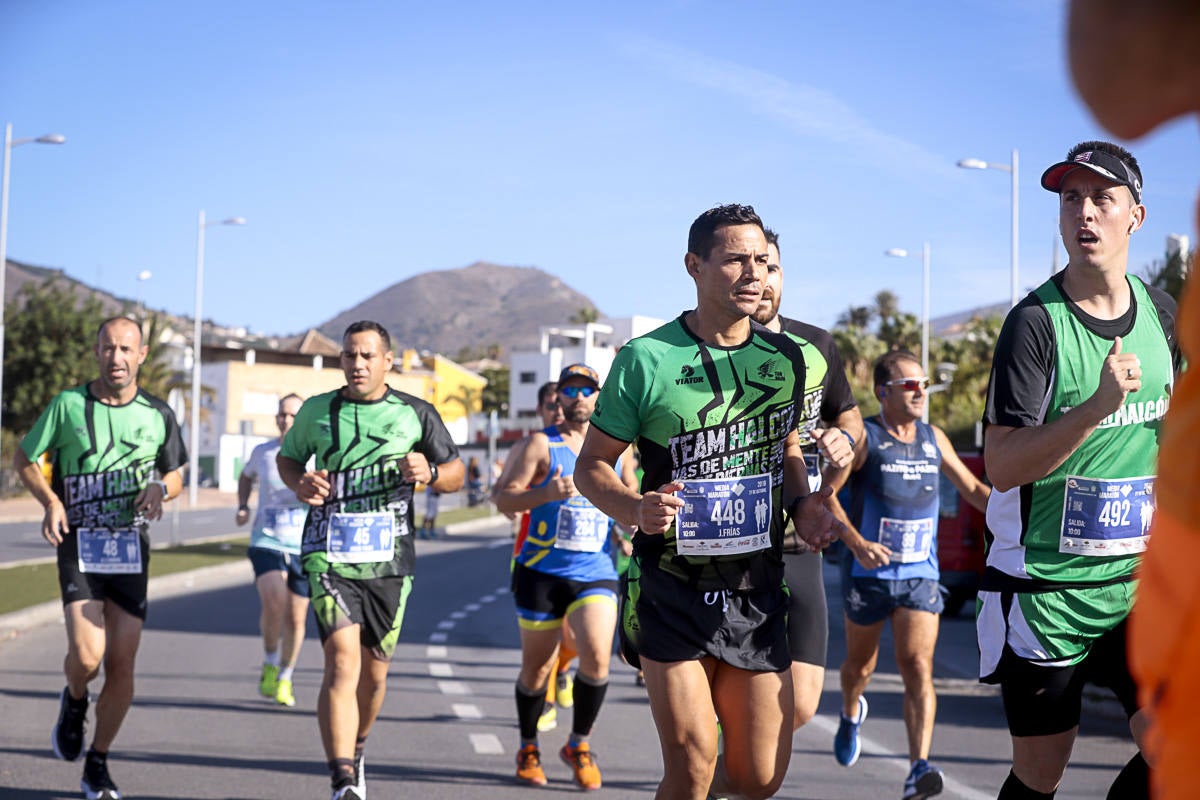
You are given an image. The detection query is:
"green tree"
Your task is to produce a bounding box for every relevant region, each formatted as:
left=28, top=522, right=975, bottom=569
left=569, top=306, right=599, bottom=324
left=1142, top=246, right=1191, bottom=302
left=928, top=314, right=1003, bottom=449
left=479, top=366, right=509, bottom=415
left=2, top=282, right=107, bottom=436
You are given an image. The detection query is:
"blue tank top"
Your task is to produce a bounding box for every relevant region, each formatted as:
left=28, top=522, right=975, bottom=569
left=848, top=415, right=942, bottom=580
left=516, top=426, right=618, bottom=581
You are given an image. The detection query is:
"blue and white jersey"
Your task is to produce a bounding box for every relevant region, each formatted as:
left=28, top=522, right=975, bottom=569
left=515, top=426, right=618, bottom=582
left=848, top=415, right=942, bottom=580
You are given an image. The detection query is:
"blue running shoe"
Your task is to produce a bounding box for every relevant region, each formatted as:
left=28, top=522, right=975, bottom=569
left=903, top=759, right=944, bottom=799
left=833, top=695, right=868, bottom=767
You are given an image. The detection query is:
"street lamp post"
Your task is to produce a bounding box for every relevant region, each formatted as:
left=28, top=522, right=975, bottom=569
left=136, top=270, right=152, bottom=318
left=189, top=210, right=245, bottom=507
left=958, top=149, right=1020, bottom=307
left=884, top=243, right=931, bottom=423
left=0, top=123, right=66, bottom=478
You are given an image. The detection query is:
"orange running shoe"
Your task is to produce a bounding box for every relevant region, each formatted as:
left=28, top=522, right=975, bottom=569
left=515, top=744, right=547, bottom=786
left=559, top=741, right=602, bottom=790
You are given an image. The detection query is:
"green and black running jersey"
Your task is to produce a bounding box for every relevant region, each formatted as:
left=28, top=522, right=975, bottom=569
left=19, top=385, right=187, bottom=532
left=591, top=314, right=806, bottom=590
left=778, top=317, right=857, bottom=447
left=279, top=386, right=459, bottom=580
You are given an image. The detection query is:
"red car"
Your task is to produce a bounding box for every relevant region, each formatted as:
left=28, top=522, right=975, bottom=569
left=937, top=452, right=989, bottom=616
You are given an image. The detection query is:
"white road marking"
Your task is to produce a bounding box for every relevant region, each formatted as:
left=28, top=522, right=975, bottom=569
left=426, top=645, right=448, bottom=658
left=437, top=620, right=456, bottom=630
left=450, top=611, right=468, bottom=620
left=429, top=662, right=454, bottom=677
left=453, top=704, right=483, bottom=719
left=428, top=632, right=448, bottom=643
left=465, top=603, right=481, bottom=612
left=470, top=733, right=504, bottom=754
left=437, top=680, right=470, bottom=695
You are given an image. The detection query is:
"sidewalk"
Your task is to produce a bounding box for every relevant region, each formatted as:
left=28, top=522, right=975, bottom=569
left=0, top=486, right=238, bottom=524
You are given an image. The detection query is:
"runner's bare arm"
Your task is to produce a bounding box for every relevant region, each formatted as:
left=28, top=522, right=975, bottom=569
left=13, top=448, right=69, bottom=546
left=618, top=445, right=640, bottom=492
left=236, top=471, right=254, bottom=525
left=576, top=426, right=682, bottom=533
left=934, top=426, right=991, bottom=513
left=134, top=468, right=183, bottom=521
left=493, top=433, right=570, bottom=515
left=784, top=430, right=843, bottom=550
left=986, top=337, right=1140, bottom=491
left=277, top=453, right=330, bottom=506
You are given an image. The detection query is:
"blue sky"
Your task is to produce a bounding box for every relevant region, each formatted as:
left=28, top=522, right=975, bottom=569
left=4, top=1, right=1196, bottom=338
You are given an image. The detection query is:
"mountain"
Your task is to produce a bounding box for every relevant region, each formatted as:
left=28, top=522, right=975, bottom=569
left=3, top=260, right=129, bottom=315
left=316, top=261, right=601, bottom=357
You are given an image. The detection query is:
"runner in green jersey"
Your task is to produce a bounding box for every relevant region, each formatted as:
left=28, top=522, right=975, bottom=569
left=278, top=320, right=464, bottom=800
left=756, top=228, right=863, bottom=738
left=14, top=316, right=186, bottom=800
left=575, top=204, right=842, bottom=800
left=980, top=142, right=1181, bottom=799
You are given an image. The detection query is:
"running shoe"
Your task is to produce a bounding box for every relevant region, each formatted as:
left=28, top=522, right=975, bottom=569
left=559, top=741, right=601, bottom=790
left=259, top=663, right=279, bottom=697
left=537, top=702, right=558, bottom=732
left=833, top=695, right=868, bottom=767
left=274, top=677, right=296, bottom=707
left=902, top=759, right=944, bottom=800
left=515, top=744, right=547, bottom=786
left=81, top=756, right=121, bottom=800
left=556, top=671, right=575, bottom=708
left=330, top=787, right=362, bottom=800
left=51, top=686, right=87, bottom=761
left=354, top=753, right=366, bottom=799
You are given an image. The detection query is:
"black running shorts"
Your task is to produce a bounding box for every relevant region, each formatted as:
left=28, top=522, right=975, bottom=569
left=308, top=571, right=412, bottom=662
left=57, top=531, right=151, bottom=620
left=623, top=554, right=791, bottom=672
left=998, top=618, right=1139, bottom=736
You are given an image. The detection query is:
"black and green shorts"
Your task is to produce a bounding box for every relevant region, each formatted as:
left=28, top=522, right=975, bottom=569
left=622, top=554, right=790, bottom=673
left=309, top=571, right=413, bottom=661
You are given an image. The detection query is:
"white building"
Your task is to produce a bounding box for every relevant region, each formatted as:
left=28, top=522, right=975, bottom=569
left=507, top=315, right=664, bottom=419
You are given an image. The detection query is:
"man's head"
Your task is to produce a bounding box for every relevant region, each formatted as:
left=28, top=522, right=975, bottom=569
left=753, top=228, right=783, bottom=326
left=873, top=350, right=927, bottom=422
left=94, top=316, right=147, bottom=394
left=556, top=363, right=600, bottom=426
left=276, top=393, right=303, bottom=438
left=684, top=204, right=770, bottom=321
left=1042, top=141, right=1146, bottom=272
left=341, top=320, right=395, bottom=401
left=536, top=381, right=563, bottom=428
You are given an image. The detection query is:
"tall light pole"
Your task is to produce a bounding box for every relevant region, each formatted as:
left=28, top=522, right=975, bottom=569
left=884, top=243, right=930, bottom=423
left=189, top=210, right=245, bottom=507
left=136, top=269, right=152, bottom=318
left=958, top=149, right=1019, bottom=307
left=0, top=123, right=66, bottom=477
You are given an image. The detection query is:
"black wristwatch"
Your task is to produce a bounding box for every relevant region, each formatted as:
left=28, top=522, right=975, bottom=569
left=428, top=462, right=439, bottom=486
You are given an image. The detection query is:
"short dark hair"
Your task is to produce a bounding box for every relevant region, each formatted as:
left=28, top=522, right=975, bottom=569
left=537, top=381, right=558, bottom=405
left=687, top=204, right=765, bottom=260
left=96, top=315, right=143, bottom=346
left=343, top=320, right=392, bottom=352
left=763, top=227, right=779, bottom=249
left=1067, top=140, right=1142, bottom=190
left=873, top=349, right=921, bottom=387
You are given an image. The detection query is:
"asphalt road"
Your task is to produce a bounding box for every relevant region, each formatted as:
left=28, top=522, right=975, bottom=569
left=0, top=519, right=1139, bottom=799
